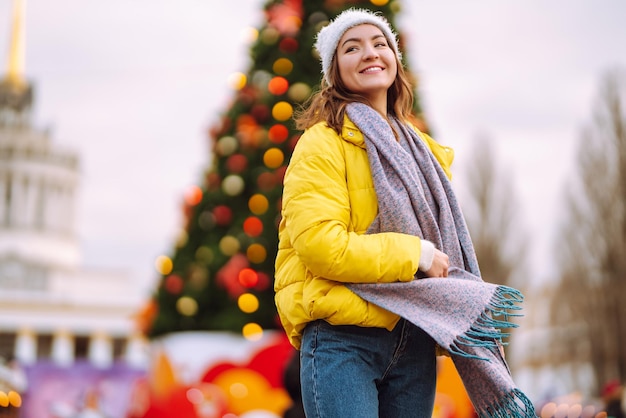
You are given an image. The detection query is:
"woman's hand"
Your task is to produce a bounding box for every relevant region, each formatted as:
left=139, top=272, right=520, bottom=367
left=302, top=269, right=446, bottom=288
left=425, top=249, right=449, bottom=278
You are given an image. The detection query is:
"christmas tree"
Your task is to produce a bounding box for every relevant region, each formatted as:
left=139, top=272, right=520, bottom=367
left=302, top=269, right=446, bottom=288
left=146, top=0, right=428, bottom=339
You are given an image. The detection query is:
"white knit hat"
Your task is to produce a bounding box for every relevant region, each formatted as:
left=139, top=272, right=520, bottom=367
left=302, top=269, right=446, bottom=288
left=315, top=8, right=401, bottom=85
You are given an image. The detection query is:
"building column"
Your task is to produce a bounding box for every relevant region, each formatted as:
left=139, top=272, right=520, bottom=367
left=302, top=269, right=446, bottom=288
left=89, top=332, right=112, bottom=368
left=14, top=328, right=36, bottom=365
left=9, top=173, right=22, bottom=227
left=125, top=332, right=149, bottom=369
left=51, top=329, right=74, bottom=367
left=0, top=172, right=6, bottom=225
left=23, top=175, right=38, bottom=229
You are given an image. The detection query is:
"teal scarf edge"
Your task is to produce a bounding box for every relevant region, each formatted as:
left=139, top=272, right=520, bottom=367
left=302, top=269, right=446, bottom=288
left=449, top=286, right=525, bottom=361
left=478, top=388, right=536, bottom=418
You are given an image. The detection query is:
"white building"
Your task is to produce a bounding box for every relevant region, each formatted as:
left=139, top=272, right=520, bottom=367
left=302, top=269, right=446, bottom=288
left=0, top=0, right=147, bottom=377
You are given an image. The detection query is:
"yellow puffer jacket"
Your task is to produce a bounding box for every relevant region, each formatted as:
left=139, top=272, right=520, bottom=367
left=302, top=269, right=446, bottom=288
left=274, top=116, right=454, bottom=349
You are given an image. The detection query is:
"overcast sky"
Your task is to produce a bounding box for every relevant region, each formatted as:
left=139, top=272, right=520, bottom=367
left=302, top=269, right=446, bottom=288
left=1, top=0, right=625, bottom=299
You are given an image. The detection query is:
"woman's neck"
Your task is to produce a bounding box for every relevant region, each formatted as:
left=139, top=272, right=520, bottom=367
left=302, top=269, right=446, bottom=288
left=370, top=96, right=388, bottom=117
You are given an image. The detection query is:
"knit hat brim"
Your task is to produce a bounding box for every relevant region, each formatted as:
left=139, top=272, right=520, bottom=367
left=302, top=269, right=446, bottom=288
left=315, top=8, right=401, bottom=86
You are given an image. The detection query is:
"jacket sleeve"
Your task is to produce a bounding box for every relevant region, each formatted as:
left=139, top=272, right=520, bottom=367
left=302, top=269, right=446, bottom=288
left=281, top=125, right=421, bottom=284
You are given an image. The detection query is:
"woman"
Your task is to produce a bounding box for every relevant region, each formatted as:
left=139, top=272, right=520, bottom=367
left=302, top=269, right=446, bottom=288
left=274, top=8, right=535, bottom=418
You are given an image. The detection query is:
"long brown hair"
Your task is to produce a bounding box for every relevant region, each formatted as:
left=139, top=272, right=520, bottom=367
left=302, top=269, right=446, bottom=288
left=295, top=52, right=415, bottom=134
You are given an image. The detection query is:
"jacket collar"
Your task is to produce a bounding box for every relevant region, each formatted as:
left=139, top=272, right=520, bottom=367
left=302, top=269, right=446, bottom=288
left=341, top=115, right=366, bottom=149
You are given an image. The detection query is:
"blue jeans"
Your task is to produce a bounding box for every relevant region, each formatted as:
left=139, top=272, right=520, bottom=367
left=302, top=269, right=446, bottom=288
left=300, top=319, right=437, bottom=418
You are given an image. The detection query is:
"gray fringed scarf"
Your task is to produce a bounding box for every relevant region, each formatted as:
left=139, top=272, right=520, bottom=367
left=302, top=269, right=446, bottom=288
left=345, top=102, right=537, bottom=418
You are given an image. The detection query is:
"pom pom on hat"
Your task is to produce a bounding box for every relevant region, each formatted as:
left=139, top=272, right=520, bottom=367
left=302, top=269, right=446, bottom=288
left=315, top=8, right=401, bottom=85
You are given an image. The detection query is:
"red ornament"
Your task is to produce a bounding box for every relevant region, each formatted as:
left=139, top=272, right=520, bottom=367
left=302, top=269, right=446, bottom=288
left=246, top=334, right=296, bottom=387
left=226, top=154, right=248, bottom=173
left=213, top=205, right=233, bottom=226
left=243, top=216, right=264, bottom=237
left=268, top=124, right=289, bottom=143
left=164, top=274, right=184, bottom=295
left=279, top=37, right=299, bottom=53
left=257, top=172, right=276, bottom=191
left=216, top=254, right=249, bottom=298
left=251, top=104, right=270, bottom=122
left=238, top=268, right=259, bottom=288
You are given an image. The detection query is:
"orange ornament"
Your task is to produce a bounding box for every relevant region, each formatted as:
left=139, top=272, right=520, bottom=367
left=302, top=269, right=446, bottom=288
left=268, top=76, right=289, bottom=95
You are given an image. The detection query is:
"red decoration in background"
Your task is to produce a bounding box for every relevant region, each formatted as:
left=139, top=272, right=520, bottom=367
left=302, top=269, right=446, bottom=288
left=216, top=254, right=249, bottom=298
left=251, top=104, right=270, bottom=122
left=201, top=333, right=294, bottom=387
left=266, top=0, right=303, bottom=36
left=268, top=123, right=289, bottom=143
left=137, top=384, right=199, bottom=418
left=164, top=275, right=184, bottom=295
left=257, top=171, right=277, bottom=191
left=226, top=153, right=248, bottom=173
left=238, top=268, right=259, bottom=288
left=197, top=334, right=295, bottom=415
left=243, top=216, right=264, bottom=237
left=212, top=205, right=233, bottom=226
left=279, top=37, right=299, bottom=53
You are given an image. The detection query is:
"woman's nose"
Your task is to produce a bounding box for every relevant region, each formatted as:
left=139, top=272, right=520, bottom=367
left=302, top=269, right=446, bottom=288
left=363, top=45, right=379, bottom=59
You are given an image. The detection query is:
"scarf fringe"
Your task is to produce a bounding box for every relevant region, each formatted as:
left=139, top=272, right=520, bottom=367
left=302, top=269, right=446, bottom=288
left=449, top=286, right=525, bottom=361
left=478, top=388, right=537, bottom=418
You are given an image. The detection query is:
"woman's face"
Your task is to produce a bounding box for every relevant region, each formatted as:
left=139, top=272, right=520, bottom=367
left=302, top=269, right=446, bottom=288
left=336, top=24, right=397, bottom=106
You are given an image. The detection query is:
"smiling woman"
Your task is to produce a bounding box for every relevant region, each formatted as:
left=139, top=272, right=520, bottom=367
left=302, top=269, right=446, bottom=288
left=275, top=8, right=535, bottom=418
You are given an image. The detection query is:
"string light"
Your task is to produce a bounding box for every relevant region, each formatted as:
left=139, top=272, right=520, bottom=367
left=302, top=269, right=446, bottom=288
left=185, top=185, right=203, bottom=206
left=155, top=255, right=173, bottom=275
left=176, top=297, right=198, bottom=316
left=227, top=72, right=247, bottom=90
left=219, top=236, right=240, bottom=256
left=248, top=194, right=269, bottom=215
left=271, top=101, right=293, bottom=121
left=238, top=293, right=259, bottom=313
left=272, top=58, right=293, bottom=75
left=246, top=243, right=267, bottom=264
left=263, top=148, right=285, bottom=169
left=268, top=76, right=289, bottom=95
left=242, top=323, right=263, bottom=341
